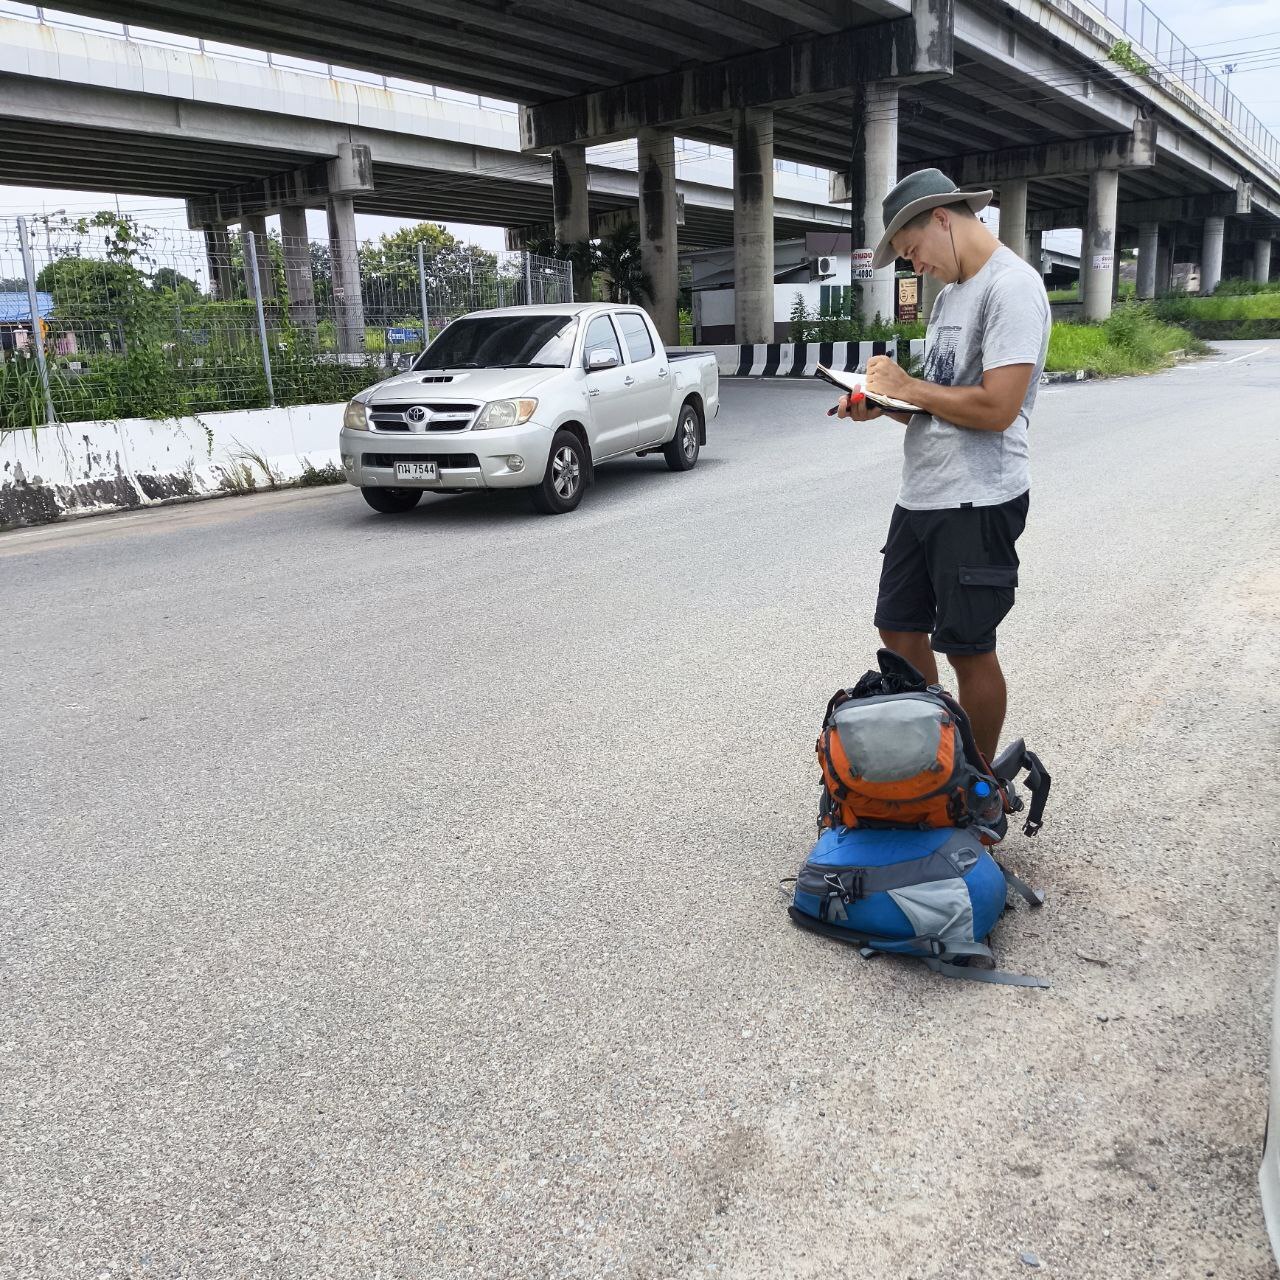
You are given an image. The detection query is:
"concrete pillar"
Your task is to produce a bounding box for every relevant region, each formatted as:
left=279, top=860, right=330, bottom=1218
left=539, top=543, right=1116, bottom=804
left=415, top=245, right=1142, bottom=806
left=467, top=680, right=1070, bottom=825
left=551, top=144, right=592, bottom=304
left=241, top=214, right=276, bottom=304
left=920, top=271, right=942, bottom=323
left=278, top=205, right=316, bottom=332
left=1155, top=240, right=1172, bottom=295
left=857, top=81, right=899, bottom=324
left=327, top=195, right=365, bottom=354
left=1255, top=238, right=1273, bottom=284
left=637, top=128, right=679, bottom=346
left=1000, top=180, right=1028, bottom=261
left=1201, top=216, right=1224, bottom=296
left=732, top=106, right=774, bottom=345
left=1026, top=230, right=1043, bottom=277
left=202, top=224, right=234, bottom=301
left=1136, top=222, right=1159, bottom=299
left=1083, top=170, right=1119, bottom=322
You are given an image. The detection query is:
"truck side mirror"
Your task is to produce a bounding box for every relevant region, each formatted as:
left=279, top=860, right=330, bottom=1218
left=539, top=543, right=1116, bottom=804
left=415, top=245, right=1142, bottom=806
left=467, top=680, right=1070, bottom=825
left=587, top=348, right=619, bottom=371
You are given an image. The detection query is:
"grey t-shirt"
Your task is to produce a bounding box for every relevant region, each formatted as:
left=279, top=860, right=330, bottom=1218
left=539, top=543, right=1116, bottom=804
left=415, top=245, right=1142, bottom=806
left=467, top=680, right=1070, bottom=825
left=899, top=245, right=1051, bottom=510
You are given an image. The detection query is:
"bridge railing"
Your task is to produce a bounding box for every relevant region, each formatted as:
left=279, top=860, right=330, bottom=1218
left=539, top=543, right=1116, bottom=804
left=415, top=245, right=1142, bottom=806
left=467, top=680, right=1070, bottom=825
left=1, top=3, right=519, bottom=111
left=1084, top=0, right=1279, bottom=167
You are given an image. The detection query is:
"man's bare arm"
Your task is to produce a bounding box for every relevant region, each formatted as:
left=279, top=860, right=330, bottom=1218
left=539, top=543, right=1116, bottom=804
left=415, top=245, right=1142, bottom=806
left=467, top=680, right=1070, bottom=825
left=866, top=357, right=1035, bottom=432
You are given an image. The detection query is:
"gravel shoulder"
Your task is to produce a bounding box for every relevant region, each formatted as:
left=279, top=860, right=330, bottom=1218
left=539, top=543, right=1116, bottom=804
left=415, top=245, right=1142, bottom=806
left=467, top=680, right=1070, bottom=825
left=3, top=344, right=1278, bottom=1279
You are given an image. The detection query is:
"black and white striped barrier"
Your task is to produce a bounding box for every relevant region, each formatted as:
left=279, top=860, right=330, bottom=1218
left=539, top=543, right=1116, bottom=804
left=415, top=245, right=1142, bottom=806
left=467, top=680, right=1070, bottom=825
left=706, top=340, right=894, bottom=377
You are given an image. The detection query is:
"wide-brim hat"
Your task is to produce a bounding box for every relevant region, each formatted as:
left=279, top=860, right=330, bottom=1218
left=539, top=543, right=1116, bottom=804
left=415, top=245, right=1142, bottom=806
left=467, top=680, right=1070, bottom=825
left=871, top=168, right=993, bottom=269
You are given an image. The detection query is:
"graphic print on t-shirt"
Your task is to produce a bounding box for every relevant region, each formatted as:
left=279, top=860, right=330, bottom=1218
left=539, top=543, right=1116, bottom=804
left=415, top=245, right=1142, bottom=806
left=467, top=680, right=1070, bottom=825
left=922, top=325, right=961, bottom=387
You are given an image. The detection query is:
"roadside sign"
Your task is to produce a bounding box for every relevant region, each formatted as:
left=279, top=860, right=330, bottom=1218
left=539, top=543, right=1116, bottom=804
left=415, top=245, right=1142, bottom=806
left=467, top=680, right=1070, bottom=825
left=386, top=327, right=423, bottom=343
left=852, top=248, right=875, bottom=281
left=897, top=276, right=919, bottom=323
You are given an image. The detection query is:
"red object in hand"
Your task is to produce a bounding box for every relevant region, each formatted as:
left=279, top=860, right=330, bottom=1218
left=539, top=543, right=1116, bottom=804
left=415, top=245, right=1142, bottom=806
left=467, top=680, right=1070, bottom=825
left=827, top=391, right=865, bottom=417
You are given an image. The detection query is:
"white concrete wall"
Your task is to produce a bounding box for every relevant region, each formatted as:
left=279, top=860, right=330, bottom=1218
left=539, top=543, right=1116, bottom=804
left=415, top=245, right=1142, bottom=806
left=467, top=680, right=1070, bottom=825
left=693, top=252, right=858, bottom=336
left=1, top=402, right=344, bottom=528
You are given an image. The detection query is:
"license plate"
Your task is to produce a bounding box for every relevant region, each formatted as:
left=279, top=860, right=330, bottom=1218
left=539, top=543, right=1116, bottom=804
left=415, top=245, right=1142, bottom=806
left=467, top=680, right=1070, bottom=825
left=394, top=461, right=438, bottom=482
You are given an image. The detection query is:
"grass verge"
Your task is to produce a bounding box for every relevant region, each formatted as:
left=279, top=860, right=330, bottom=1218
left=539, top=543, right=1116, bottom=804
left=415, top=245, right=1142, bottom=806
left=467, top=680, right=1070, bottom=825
left=1046, top=305, right=1203, bottom=376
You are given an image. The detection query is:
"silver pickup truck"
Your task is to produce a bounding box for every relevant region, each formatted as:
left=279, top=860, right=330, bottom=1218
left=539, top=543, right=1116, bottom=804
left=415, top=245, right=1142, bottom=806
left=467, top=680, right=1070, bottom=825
left=339, top=303, right=720, bottom=515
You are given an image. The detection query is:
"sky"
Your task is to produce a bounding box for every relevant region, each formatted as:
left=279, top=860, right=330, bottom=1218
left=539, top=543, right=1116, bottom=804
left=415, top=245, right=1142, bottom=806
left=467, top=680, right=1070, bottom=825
left=0, top=2, right=1276, bottom=255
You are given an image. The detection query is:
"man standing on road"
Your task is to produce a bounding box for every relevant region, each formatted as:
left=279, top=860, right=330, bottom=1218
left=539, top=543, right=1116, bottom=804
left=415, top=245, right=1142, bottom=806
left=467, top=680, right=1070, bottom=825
left=837, top=169, right=1051, bottom=761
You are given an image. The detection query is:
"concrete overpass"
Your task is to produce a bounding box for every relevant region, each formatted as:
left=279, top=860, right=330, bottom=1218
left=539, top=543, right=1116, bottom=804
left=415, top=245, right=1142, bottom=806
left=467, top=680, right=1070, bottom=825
left=32, top=0, right=1280, bottom=341
left=0, top=14, right=851, bottom=251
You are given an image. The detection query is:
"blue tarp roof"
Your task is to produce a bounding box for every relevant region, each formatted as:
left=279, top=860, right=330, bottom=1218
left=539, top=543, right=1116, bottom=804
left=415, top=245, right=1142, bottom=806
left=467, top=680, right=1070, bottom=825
left=0, top=291, right=55, bottom=322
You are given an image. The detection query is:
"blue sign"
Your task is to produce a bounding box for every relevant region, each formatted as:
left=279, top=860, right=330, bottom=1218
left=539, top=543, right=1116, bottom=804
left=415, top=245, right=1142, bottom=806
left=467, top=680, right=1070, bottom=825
left=386, top=327, right=423, bottom=343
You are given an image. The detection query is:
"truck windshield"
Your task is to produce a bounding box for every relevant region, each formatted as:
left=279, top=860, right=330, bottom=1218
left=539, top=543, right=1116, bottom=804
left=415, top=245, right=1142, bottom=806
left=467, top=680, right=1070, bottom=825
left=415, top=315, right=578, bottom=370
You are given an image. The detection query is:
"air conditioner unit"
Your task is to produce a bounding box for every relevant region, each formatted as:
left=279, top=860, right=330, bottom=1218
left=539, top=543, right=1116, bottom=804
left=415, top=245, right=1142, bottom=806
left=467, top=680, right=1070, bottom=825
left=811, top=255, right=837, bottom=280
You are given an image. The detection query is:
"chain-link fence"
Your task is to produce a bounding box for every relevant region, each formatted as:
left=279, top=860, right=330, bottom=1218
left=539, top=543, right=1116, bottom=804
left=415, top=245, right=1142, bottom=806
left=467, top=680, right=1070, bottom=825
left=0, top=216, right=572, bottom=430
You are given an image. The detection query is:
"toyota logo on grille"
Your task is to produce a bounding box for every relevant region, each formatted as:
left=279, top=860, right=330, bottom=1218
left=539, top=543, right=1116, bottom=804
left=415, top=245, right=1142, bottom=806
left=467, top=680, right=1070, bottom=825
left=406, top=405, right=428, bottom=423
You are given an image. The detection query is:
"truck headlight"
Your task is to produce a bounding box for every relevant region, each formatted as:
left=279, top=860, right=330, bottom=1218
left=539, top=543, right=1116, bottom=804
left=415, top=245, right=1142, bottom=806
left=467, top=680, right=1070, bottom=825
left=343, top=400, right=370, bottom=430
left=473, top=398, right=537, bottom=430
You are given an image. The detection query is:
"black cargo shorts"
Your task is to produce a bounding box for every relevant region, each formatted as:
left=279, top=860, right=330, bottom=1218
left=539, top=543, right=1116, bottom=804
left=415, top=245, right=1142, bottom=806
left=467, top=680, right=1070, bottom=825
left=873, top=490, right=1029, bottom=655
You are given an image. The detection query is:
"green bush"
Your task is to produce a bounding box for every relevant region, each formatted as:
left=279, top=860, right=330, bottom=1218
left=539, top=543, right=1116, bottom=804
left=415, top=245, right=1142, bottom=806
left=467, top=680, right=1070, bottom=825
left=1046, top=307, right=1199, bottom=377
left=1149, top=290, right=1280, bottom=337
left=1211, top=278, right=1280, bottom=297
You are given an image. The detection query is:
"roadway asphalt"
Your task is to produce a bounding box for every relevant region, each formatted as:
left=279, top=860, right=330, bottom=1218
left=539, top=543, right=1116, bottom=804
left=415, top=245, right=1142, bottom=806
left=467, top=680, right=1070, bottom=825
left=3, top=343, right=1279, bottom=1279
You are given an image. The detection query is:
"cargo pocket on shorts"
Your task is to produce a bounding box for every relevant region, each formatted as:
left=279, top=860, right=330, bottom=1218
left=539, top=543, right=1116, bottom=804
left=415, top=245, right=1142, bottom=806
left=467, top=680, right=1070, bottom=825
left=940, top=564, right=1019, bottom=651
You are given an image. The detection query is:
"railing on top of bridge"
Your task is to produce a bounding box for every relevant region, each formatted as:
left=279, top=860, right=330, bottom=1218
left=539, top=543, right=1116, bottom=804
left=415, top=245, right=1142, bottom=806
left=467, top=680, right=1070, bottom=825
left=11, top=2, right=1273, bottom=177
left=0, top=2, right=517, bottom=111
left=1082, top=0, right=1278, bottom=168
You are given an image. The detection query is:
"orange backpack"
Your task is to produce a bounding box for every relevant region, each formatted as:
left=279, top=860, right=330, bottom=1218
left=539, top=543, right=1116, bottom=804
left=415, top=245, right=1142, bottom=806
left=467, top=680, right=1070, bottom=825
left=816, top=651, right=1049, bottom=844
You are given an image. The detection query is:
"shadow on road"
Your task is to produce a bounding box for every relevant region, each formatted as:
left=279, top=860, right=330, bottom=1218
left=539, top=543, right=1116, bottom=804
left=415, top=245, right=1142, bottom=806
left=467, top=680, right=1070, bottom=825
left=336, top=456, right=728, bottom=527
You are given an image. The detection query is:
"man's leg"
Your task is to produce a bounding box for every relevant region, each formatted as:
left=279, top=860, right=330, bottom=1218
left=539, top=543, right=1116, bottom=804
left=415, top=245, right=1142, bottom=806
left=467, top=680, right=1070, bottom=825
left=874, top=506, right=937, bottom=678
left=878, top=628, right=939, bottom=684
left=946, top=650, right=1007, bottom=762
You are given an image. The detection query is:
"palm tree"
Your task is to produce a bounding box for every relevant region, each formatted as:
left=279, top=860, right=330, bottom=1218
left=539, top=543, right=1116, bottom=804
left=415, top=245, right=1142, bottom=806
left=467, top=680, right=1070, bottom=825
left=593, top=225, right=652, bottom=305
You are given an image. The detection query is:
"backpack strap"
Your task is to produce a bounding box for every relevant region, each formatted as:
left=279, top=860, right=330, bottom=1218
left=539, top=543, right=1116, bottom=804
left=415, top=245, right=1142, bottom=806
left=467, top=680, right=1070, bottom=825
left=995, top=858, right=1046, bottom=908
left=787, top=905, right=1050, bottom=988
left=1020, top=750, right=1051, bottom=836
left=991, top=739, right=1052, bottom=836
left=924, top=957, right=1051, bottom=989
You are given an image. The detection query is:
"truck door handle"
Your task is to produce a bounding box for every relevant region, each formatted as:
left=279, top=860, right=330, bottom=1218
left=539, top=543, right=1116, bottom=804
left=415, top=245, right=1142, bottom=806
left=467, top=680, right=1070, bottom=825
left=588, top=387, right=601, bottom=397
left=658, top=368, right=669, bottom=378
left=624, top=376, right=635, bottom=386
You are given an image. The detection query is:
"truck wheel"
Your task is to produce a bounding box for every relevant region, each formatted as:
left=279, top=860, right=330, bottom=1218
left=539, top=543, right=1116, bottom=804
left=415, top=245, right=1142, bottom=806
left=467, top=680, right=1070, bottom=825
left=361, top=486, right=422, bottom=514
left=532, top=430, right=586, bottom=514
left=663, top=402, right=701, bottom=472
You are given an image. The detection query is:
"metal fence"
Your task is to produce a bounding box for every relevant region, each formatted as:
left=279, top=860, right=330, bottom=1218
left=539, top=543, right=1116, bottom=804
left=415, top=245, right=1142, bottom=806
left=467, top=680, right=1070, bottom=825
left=0, top=217, right=572, bottom=430
left=1085, top=0, right=1280, bottom=167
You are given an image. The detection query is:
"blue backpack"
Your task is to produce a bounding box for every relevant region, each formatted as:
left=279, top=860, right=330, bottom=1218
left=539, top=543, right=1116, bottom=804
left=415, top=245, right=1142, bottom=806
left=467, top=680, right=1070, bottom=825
left=788, top=825, right=1048, bottom=987
left=789, top=649, right=1052, bottom=988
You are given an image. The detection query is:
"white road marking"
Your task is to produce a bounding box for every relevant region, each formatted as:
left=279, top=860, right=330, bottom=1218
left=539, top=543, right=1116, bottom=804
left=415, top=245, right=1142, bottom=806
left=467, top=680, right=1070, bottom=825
left=1198, top=347, right=1270, bottom=366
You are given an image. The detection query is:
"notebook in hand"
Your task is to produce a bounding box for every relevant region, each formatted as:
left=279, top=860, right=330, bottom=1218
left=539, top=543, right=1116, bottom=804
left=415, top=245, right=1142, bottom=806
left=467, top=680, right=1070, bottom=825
left=814, top=363, right=924, bottom=414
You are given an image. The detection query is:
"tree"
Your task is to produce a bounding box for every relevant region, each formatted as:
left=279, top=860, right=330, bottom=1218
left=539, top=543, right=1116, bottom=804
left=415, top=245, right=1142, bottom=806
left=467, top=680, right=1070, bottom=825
left=152, top=268, right=201, bottom=303
left=31, top=211, right=163, bottom=349
left=310, top=241, right=332, bottom=309
left=226, top=231, right=286, bottom=302
left=358, top=223, right=498, bottom=319
left=36, top=256, right=161, bottom=347
left=594, top=224, right=652, bottom=304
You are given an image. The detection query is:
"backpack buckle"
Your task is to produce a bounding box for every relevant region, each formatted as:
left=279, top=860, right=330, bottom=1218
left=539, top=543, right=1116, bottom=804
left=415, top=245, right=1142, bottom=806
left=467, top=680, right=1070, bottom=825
left=824, top=871, right=864, bottom=904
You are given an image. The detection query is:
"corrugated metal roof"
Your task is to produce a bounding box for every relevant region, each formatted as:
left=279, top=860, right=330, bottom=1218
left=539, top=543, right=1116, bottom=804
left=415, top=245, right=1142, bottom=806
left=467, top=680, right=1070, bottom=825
left=0, top=291, right=55, bottom=322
